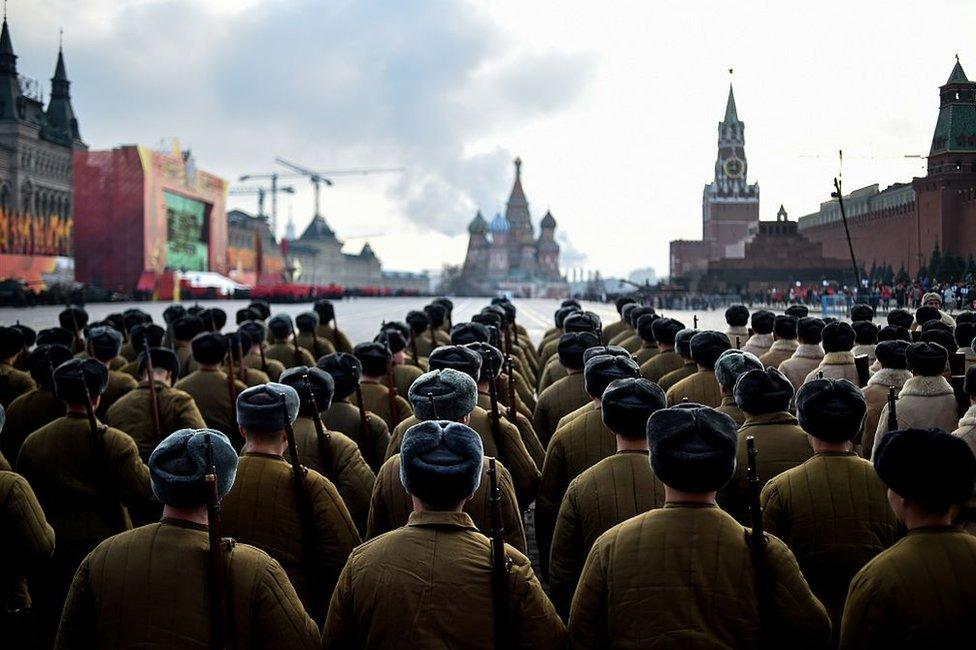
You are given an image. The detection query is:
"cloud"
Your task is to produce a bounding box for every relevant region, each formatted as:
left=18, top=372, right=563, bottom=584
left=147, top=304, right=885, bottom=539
left=557, top=230, right=587, bottom=269
left=18, top=0, right=593, bottom=237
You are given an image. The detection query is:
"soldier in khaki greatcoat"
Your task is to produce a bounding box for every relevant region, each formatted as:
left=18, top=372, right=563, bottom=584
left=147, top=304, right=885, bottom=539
left=0, top=344, right=70, bottom=461
left=804, top=322, right=860, bottom=386
left=533, top=332, right=600, bottom=446
left=170, top=315, right=204, bottom=379
left=759, top=315, right=800, bottom=369
left=318, top=353, right=391, bottom=473
left=601, top=297, right=637, bottom=345
left=713, top=349, right=763, bottom=427
left=539, top=313, right=601, bottom=392
left=840, top=428, right=976, bottom=649
left=658, top=328, right=699, bottom=392
left=17, top=359, right=153, bottom=646
left=314, top=299, right=353, bottom=354
left=639, top=317, right=686, bottom=382
left=295, top=311, right=336, bottom=360
left=741, top=310, right=775, bottom=358
left=665, top=331, right=731, bottom=407
left=175, top=332, right=249, bottom=447
left=350, top=341, right=413, bottom=431
left=86, top=325, right=138, bottom=418
left=763, top=378, right=901, bottom=639
left=548, top=377, right=667, bottom=618
left=721, top=367, right=813, bottom=524
left=376, top=325, right=424, bottom=398
left=631, top=313, right=661, bottom=366
left=568, top=403, right=830, bottom=648
left=365, top=367, right=525, bottom=551
left=0, top=326, right=36, bottom=408
left=240, top=320, right=287, bottom=382
left=221, top=383, right=361, bottom=624
left=724, top=304, right=750, bottom=347
left=536, top=354, right=641, bottom=581
left=55, top=428, right=320, bottom=649
left=778, top=317, right=826, bottom=391
left=323, top=420, right=566, bottom=649
left=860, top=340, right=912, bottom=456
left=265, top=314, right=317, bottom=370
left=279, top=366, right=376, bottom=537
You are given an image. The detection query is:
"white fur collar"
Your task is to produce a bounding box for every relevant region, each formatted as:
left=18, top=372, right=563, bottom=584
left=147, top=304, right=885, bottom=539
left=959, top=405, right=976, bottom=428
left=821, top=351, right=854, bottom=365
left=852, top=344, right=876, bottom=357
left=769, top=339, right=798, bottom=352
left=867, top=368, right=912, bottom=388
left=899, top=375, right=954, bottom=398
left=792, top=344, right=824, bottom=360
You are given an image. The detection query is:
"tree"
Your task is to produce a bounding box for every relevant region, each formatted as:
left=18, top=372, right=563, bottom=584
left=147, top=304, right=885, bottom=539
left=896, top=265, right=909, bottom=285
left=967, top=254, right=976, bottom=279
left=917, top=264, right=928, bottom=282
left=929, top=243, right=943, bottom=282
left=882, top=264, right=894, bottom=285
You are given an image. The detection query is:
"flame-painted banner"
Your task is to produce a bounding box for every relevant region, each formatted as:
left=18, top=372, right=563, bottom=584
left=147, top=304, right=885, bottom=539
left=0, top=209, right=73, bottom=257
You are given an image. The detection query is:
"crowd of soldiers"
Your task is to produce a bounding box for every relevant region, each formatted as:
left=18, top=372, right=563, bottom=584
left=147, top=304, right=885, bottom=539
left=0, top=291, right=974, bottom=648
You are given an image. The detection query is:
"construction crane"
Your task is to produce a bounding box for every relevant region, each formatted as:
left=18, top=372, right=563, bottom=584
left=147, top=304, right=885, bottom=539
left=274, top=157, right=404, bottom=220
left=228, top=184, right=295, bottom=219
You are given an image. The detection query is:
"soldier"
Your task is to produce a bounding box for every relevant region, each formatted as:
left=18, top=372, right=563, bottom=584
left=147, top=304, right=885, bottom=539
left=533, top=331, right=600, bottom=446
left=840, top=428, right=976, bottom=648
left=714, top=349, right=763, bottom=426
left=873, top=342, right=959, bottom=457
left=366, top=369, right=526, bottom=551
left=107, top=346, right=207, bottom=462
left=786, top=303, right=809, bottom=319
left=1, top=344, right=71, bottom=461
left=265, top=314, right=317, bottom=369
left=539, top=305, right=582, bottom=354
left=658, top=328, right=699, bottom=392
left=0, top=404, right=56, bottom=647
left=248, top=298, right=272, bottom=321
left=161, top=303, right=186, bottom=347
left=724, top=304, right=750, bottom=346
left=721, top=367, right=813, bottom=523
left=536, top=354, right=641, bottom=580
left=17, top=358, right=152, bottom=645
left=240, top=320, right=287, bottom=381
left=318, top=352, right=391, bottom=472
left=954, top=321, right=976, bottom=370
left=58, top=305, right=89, bottom=354
left=467, top=341, right=546, bottom=469
left=760, top=315, right=799, bottom=369
left=849, top=303, right=874, bottom=323
left=861, top=340, right=912, bottom=457
left=387, top=351, right=539, bottom=509
left=174, top=332, right=248, bottom=444
left=610, top=307, right=649, bottom=355
left=278, top=366, right=375, bottom=536
left=198, top=307, right=227, bottom=333
left=225, top=330, right=270, bottom=387
left=851, top=320, right=879, bottom=365
left=171, top=315, right=204, bottom=378
left=778, top=316, right=826, bottom=391
left=887, top=307, right=914, bottom=331
left=313, top=299, right=352, bottom=353
left=55, top=427, right=320, bottom=648
left=601, top=296, right=637, bottom=344
left=221, top=383, right=360, bottom=624
left=117, top=323, right=166, bottom=378
left=10, top=322, right=35, bottom=371
left=606, top=303, right=638, bottom=347
left=740, top=310, right=774, bottom=358
left=87, top=325, right=138, bottom=417
left=405, top=310, right=435, bottom=359
left=763, top=378, right=900, bottom=638
left=324, top=420, right=566, bottom=648
left=553, top=346, right=633, bottom=431
left=296, top=311, right=336, bottom=359
left=539, top=312, right=601, bottom=388
left=665, top=331, right=731, bottom=407
left=632, top=313, right=661, bottom=365
left=913, top=291, right=956, bottom=328
left=804, top=321, right=859, bottom=385
left=350, top=341, right=413, bottom=431
left=549, top=377, right=667, bottom=618
left=0, top=326, right=36, bottom=408
left=422, top=303, right=452, bottom=347
left=569, top=403, right=829, bottom=647
left=377, top=324, right=424, bottom=397
left=639, top=317, right=686, bottom=382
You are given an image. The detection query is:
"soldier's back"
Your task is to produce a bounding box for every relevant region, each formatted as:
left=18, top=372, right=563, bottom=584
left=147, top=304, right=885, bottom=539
left=106, top=381, right=207, bottom=461
left=243, top=352, right=284, bottom=381
left=657, top=361, right=696, bottom=392
left=54, top=520, right=320, bottom=649
left=221, top=453, right=360, bottom=622
left=759, top=339, right=798, bottom=370
left=1, top=387, right=64, bottom=461
left=666, top=368, right=722, bottom=407
left=778, top=344, right=824, bottom=390
left=324, top=511, right=564, bottom=649
left=533, top=372, right=589, bottom=446
left=549, top=450, right=665, bottom=616
left=0, top=362, right=35, bottom=408
left=365, top=455, right=526, bottom=552
left=639, top=349, right=683, bottom=383
left=393, top=362, right=424, bottom=397
left=569, top=504, right=830, bottom=649
left=175, top=370, right=247, bottom=440
left=762, top=452, right=901, bottom=624
left=322, top=400, right=390, bottom=472
left=315, top=324, right=352, bottom=354
left=265, top=342, right=315, bottom=370
left=351, top=381, right=412, bottom=431
left=840, top=527, right=976, bottom=649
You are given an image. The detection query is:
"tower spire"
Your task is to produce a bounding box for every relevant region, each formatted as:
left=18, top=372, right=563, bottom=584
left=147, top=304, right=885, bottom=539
left=724, top=83, right=738, bottom=123
left=514, top=156, right=522, bottom=180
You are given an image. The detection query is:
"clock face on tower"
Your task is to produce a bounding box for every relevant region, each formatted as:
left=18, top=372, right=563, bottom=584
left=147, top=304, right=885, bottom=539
left=723, top=157, right=745, bottom=179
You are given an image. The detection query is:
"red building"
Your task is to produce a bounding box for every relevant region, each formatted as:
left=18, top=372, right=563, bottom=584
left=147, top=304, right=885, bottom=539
left=73, top=144, right=228, bottom=296
left=798, top=59, right=976, bottom=275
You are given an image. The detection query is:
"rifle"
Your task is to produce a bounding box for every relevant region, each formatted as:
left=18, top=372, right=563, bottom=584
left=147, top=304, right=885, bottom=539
left=142, top=343, right=162, bottom=445
left=503, top=357, right=518, bottom=424
left=503, top=322, right=513, bottom=356
left=428, top=321, right=440, bottom=353
left=693, top=315, right=699, bottom=330
left=746, top=436, right=771, bottom=646
left=735, top=336, right=741, bottom=350
left=258, top=341, right=269, bottom=376
left=331, top=312, right=343, bottom=351
left=950, top=351, right=969, bottom=417
left=486, top=354, right=503, bottom=444
left=487, top=457, right=511, bottom=649
left=277, top=392, right=320, bottom=611
left=301, top=372, right=332, bottom=472
left=225, top=339, right=239, bottom=436
left=289, top=321, right=303, bottom=367
left=385, top=363, right=400, bottom=425
left=887, top=386, right=898, bottom=433
left=854, top=354, right=870, bottom=388
left=409, top=333, right=422, bottom=368
left=234, top=336, right=247, bottom=383
left=353, top=383, right=372, bottom=448
left=78, top=372, right=106, bottom=462
left=203, top=434, right=230, bottom=650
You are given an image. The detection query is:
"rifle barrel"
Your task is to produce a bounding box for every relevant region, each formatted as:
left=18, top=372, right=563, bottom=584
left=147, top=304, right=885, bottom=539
left=488, top=457, right=511, bottom=649
left=204, top=434, right=229, bottom=650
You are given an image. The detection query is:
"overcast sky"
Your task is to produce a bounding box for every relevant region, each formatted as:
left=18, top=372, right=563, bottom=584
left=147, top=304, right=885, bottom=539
left=16, top=0, right=976, bottom=277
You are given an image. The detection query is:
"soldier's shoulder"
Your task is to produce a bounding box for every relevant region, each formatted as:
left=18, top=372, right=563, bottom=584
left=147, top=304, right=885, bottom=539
left=6, top=387, right=39, bottom=411
left=110, top=370, right=139, bottom=386
left=0, top=468, right=33, bottom=496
